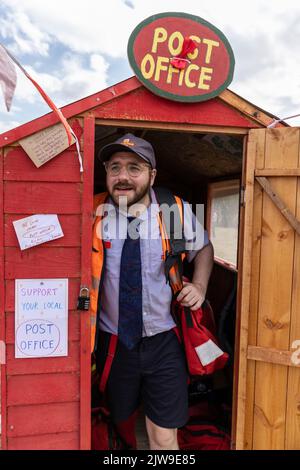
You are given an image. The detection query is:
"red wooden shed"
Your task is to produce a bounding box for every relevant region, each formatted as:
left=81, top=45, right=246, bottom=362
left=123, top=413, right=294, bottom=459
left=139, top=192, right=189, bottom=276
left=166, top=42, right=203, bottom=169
left=1, top=75, right=300, bottom=451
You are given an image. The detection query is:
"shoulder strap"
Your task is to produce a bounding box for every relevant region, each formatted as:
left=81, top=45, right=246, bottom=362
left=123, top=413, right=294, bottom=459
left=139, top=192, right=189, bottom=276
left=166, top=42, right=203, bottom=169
left=154, top=187, right=186, bottom=294
left=154, top=187, right=186, bottom=255
left=99, top=334, right=118, bottom=394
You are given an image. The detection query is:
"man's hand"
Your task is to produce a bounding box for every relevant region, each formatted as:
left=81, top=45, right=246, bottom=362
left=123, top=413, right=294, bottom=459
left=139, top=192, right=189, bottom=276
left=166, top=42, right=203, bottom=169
left=176, top=281, right=206, bottom=311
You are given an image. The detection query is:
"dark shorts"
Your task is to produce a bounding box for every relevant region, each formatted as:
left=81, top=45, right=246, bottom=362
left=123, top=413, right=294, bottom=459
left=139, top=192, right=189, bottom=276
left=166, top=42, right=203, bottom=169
left=96, top=329, right=189, bottom=429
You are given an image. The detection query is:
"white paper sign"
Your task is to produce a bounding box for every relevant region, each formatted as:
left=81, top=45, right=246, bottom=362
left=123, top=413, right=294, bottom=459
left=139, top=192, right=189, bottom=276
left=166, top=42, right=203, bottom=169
left=13, top=214, right=64, bottom=250
left=19, top=122, right=76, bottom=168
left=15, top=279, right=68, bottom=358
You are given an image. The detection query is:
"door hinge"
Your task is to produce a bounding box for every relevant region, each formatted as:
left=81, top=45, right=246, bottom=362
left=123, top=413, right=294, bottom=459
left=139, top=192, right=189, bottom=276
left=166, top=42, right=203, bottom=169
left=240, top=186, right=245, bottom=207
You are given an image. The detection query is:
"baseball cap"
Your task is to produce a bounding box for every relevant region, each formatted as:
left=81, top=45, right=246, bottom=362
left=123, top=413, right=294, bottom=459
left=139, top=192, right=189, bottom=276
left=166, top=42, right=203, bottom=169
left=98, top=133, right=156, bottom=169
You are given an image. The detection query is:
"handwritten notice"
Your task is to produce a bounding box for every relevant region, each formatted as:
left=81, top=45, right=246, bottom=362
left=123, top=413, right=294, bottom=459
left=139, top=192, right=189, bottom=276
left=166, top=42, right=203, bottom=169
left=19, top=122, right=76, bottom=167
left=13, top=214, right=64, bottom=250
left=15, top=279, right=68, bottom=358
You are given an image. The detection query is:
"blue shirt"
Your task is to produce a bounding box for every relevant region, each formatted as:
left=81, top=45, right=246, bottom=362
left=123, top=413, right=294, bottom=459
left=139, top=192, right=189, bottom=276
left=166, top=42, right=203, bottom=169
left=99, top=188, right=209, bottom=337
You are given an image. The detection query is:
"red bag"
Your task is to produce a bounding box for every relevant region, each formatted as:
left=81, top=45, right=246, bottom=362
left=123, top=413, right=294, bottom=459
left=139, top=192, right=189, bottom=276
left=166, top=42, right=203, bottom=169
left=91, top=345, right=137, bottom=451
left=92, top=407, right=124, bottom=450
left=91, top=406, right=137, bottom=450
left=172, top=299, right=229, bottom=376
left=178, top=421, right=231, bottom=450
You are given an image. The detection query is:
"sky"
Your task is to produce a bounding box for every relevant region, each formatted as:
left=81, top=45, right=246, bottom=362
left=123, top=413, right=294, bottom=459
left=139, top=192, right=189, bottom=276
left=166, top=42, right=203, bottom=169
left=1, top=0, right=300, bottom=133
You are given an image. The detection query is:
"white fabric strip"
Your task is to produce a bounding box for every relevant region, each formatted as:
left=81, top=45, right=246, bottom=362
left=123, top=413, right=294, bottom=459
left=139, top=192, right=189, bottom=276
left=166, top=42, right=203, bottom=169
left=71, top=129, right=83, bottom=173
left=195, top=339, right=224, bottom=366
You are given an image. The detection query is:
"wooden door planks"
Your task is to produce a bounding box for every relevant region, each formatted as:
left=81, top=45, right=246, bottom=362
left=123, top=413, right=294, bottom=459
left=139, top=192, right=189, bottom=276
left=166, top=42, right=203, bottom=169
left=237, top=128, right=300, bottom=450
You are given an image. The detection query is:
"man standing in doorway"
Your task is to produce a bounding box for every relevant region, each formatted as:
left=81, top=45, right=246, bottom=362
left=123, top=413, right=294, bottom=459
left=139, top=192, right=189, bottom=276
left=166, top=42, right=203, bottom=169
left=93, top=133, right=214, bottom=450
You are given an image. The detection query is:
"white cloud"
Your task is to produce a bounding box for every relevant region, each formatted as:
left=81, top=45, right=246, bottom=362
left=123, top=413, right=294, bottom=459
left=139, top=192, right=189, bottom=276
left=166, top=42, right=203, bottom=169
left=0, top=119, right=21, bottom=132
left=0, top=9, right=50, bottom=56
left=1, top=0, right=137, bottom=58
left=8, top=52, right=109, bottom=107
left=56, top=53, right=109, bottom=105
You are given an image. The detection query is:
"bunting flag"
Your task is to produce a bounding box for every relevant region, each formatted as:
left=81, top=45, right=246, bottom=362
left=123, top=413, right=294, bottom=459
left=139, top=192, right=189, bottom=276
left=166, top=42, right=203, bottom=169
left=0, top=43, right=83, bottom=171
left=170, top=37, right=197, bottom=70
left=267, top=113, right=300, bottom=128
left=0, top=44, right=17, bottom=111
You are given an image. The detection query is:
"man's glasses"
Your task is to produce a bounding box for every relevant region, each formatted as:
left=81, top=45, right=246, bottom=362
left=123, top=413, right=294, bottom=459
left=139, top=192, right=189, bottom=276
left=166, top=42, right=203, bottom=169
left=104, top=161, right=151, bottom=178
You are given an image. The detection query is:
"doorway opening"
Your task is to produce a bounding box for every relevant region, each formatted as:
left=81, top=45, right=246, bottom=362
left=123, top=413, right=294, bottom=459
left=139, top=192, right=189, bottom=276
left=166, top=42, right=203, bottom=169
left=92, top=124, right=244, bottom=449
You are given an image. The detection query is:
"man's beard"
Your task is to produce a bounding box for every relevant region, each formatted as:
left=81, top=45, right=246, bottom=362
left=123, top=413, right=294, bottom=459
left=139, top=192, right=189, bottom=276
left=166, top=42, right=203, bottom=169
left=109, top=178, right=151, bottom=208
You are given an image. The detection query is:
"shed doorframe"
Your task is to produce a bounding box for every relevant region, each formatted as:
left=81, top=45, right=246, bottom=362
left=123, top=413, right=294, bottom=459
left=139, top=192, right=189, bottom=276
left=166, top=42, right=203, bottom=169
left=79, top=116, right=95, bottom=449
left=94, top=118, right=250, bottom=136
left=92, top=116, right=251, bottom=449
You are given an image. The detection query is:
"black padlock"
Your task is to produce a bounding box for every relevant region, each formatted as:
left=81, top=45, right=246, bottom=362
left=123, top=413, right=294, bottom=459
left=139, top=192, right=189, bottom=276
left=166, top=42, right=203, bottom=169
left=77, top=287, right=90, bottom=311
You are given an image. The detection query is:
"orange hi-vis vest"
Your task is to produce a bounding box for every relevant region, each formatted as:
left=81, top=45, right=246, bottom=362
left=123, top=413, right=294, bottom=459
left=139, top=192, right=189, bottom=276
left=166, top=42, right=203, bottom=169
left=91, top=191, right=185, bottom=353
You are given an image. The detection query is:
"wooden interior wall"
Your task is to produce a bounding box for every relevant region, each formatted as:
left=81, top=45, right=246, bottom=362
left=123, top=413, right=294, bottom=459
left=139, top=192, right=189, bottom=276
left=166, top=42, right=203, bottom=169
left=243, top=128, right=300, bottom=449
left=2, top=119, right=84, bottom=450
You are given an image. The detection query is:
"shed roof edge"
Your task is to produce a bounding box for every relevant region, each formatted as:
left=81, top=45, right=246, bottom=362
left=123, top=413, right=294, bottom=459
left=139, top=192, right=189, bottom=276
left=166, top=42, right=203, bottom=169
left=0, top=76, right=288, bottom=147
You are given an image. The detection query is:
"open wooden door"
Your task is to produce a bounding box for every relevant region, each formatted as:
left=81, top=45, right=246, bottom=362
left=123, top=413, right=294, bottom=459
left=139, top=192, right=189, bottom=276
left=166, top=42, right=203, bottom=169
left=235, top=127, right=300, bottom=450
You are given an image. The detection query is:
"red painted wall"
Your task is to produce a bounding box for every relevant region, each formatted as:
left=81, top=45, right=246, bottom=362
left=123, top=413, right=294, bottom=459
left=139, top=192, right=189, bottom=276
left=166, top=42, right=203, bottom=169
left=93, top=87, right=258, bottom=128
left=1, top=122, right=85, bottom=450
